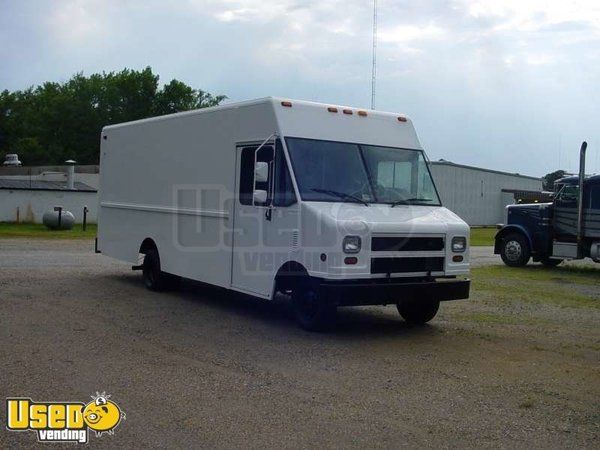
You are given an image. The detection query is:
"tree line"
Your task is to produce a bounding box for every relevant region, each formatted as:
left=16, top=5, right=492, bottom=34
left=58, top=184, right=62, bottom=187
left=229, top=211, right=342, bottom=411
left=0, top=67, right=226, bottom=165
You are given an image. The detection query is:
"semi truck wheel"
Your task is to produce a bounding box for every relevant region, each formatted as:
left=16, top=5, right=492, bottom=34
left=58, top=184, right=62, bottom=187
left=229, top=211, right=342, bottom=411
left=142, top=248, right=180, bottom=291
left=500, top=233, right=530, bottom=267
left=396, top=299, right=439, bottom=324
left=291, top=283, right=336, bottom=331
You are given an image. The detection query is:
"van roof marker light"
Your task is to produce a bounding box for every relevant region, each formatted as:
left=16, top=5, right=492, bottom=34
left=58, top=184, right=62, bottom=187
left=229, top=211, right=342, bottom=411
left=397, top=116, right=407, bottom=122
left=281, top=101, right=292, bottom=107
left=358, top=110, right=368, bottom=116
left=343, top=109, right=353, bottom=115
left=327, top=107, right=338, bottom=113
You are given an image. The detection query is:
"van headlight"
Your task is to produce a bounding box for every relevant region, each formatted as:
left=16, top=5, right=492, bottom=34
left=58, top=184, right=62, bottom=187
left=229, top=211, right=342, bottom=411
left=343, top=236, right=361, bottom=254
left=451, top=236, right=467, bottom=253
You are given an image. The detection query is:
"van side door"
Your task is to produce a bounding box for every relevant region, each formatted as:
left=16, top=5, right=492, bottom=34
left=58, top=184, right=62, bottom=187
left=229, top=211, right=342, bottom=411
left=231, top=139, right=299, bottom=298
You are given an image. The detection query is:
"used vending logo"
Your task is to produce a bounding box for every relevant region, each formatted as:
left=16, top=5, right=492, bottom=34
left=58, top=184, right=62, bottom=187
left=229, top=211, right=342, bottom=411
left=6, top=392, right=125, bottom=444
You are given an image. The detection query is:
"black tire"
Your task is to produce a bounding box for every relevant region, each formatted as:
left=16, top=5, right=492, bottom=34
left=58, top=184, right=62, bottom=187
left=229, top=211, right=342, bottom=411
left=291, top=281, right=336, bottom=331
left=396, top=300, right=440, bottom=325
left=142, top=248, right=181, bottom=291
left=540, top=257, right=562, bottom=267
left=500, top=233, right=531, bottom=267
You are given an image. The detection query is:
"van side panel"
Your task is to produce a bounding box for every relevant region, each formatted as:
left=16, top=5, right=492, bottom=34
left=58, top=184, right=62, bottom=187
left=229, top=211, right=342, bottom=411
left=98, top=101, right=279, bottom=289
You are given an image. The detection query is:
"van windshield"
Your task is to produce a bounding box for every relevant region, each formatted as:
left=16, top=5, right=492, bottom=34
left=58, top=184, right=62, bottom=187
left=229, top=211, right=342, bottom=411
left=285, top=137, right=441, bottom=206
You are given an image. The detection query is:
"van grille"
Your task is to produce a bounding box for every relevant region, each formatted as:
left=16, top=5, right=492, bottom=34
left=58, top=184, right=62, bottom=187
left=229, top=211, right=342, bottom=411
left=371, top=236, right=444, bottom=252
left=370, top=257, right=444, bottom=274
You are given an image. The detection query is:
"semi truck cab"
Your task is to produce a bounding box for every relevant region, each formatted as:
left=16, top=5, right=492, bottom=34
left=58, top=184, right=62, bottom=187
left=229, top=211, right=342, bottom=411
left=495, top=142, right=600, bottom=266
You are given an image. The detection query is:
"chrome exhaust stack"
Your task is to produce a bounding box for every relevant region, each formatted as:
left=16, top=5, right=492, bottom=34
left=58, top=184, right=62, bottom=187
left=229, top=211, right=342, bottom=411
left=576, top=141, right=587, bottom=258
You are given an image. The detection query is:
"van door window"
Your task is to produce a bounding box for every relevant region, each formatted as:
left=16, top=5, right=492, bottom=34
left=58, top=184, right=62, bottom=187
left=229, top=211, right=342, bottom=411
left=239, top=145, right=274, bottom=206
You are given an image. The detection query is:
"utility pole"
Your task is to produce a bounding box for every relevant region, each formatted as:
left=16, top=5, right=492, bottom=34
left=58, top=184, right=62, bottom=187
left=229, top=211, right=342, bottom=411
left=371, top=0, right=378, bottom=110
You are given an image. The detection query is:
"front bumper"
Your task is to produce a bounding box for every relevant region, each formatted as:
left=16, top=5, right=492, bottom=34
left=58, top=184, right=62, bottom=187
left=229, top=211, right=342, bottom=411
left=317, top=278, right=470, bottom=307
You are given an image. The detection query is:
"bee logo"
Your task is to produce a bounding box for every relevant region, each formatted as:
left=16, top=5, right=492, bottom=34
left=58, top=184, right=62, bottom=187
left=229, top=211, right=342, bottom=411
left=82, top=392, right=125, bottom=437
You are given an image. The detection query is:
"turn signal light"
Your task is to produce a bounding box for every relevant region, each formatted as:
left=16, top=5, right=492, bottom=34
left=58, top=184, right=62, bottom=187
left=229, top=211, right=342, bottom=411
left=327, top=107, right=338, bottom=113
left=344, top=257, right=358, bottom=265
left=281, top=101, right=292, bottom=107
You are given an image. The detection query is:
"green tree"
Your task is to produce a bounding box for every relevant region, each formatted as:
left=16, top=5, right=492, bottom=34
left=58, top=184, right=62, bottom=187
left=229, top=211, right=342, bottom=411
left=543, top=170, right=568, bottom=191
left=0, top=67, right=226, bottom=165
left=153, top=80, right=226, bottom=115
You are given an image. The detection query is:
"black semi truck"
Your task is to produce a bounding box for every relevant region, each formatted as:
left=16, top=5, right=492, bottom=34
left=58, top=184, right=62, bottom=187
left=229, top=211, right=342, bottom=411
left=495, top=142, right=600, bottom=267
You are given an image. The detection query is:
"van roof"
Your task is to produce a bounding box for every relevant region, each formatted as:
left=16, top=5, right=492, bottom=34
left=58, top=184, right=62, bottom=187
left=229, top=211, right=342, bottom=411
left=102, top=97, right=410, bottom=131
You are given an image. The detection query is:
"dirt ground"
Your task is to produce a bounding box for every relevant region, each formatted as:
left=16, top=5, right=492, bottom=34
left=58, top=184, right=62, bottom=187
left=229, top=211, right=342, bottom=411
left=1, top=239, right=598, bottom=449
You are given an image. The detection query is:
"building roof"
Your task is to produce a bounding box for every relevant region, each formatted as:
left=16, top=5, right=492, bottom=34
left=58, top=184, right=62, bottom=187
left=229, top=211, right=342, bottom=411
left=0, top=179, right=97, bottom=192
left=430, top=160, right=541, bottom=181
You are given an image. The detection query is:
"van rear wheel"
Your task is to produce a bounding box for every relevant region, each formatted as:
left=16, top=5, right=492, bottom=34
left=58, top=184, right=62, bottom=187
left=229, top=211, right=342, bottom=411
left=397, top=299, right=439, bottom=324
left=142, top=248, right=180, bottom=291
left=291, top=283, right=336, bottom=331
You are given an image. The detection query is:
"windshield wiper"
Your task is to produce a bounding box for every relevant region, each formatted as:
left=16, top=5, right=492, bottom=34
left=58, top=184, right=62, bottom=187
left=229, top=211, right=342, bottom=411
left=310, top=188, right=370, bottom=206
left=390, top=198, right=434, bottom=208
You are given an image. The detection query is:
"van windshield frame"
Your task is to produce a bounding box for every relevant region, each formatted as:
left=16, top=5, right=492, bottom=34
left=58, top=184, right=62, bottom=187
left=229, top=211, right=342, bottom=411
left=285, top=137, right=442, bottom=207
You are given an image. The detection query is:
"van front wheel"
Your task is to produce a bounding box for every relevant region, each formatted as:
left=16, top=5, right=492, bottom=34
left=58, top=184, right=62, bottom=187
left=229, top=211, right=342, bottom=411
left=291, top=283, right=336, bottom=331
left=397, top=299, right=440, bottom=324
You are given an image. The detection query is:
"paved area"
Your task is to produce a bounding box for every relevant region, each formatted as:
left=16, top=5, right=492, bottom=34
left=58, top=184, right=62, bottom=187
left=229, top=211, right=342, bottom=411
left=1, top=239, right=598, bottom=448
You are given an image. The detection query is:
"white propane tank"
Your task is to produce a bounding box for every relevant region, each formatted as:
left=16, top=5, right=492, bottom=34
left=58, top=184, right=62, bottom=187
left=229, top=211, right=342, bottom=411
left=43, top=208, right=75, bottom=230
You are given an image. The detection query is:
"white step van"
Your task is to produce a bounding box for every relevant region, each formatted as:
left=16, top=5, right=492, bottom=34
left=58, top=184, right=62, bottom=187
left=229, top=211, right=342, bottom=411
left=97, top=98, right=470, bottom=330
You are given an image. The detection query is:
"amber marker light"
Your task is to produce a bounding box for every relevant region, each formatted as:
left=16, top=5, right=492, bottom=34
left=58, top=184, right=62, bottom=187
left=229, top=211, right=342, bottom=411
left=281, top=101, right=292, bottom=107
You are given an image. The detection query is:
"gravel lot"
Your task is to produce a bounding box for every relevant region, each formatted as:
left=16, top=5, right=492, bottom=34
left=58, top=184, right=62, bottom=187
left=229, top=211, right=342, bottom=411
left=1, top=239, right=598, bottom=448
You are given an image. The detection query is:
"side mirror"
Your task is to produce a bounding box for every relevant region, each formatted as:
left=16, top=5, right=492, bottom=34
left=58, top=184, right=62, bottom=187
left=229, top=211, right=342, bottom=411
left=253, top=189, right=268, bottom=205
left=254, top=161, right=269, bottom=183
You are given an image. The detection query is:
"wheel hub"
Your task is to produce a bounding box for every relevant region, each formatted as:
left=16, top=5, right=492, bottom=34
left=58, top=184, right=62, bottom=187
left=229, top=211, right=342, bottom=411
left=505, top=240, right=522, bottom=261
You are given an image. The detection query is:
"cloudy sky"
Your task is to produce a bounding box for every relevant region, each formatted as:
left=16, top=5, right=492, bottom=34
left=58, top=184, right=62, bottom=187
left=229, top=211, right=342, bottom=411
left=1, top=0, right=599, bottom=176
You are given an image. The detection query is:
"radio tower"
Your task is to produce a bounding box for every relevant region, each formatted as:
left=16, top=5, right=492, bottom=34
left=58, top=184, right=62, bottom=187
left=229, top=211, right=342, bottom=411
left=371, top=0, right=378, bottom=110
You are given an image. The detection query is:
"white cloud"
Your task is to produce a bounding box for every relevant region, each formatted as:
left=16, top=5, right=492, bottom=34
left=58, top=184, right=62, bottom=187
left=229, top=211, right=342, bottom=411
left=46, top=0, right=106, bottom=43
left=379, top=23, right=445, bottom=44
left=462, top=0, right=600, bottom=32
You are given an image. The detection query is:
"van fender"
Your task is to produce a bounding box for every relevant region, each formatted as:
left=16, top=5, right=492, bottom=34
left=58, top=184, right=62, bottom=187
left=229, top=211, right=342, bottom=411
left=494, top=225, right=532, bottom=254
left=272, top=261, right=310, bottom=298
left=139, top=237, right=159, bottom=254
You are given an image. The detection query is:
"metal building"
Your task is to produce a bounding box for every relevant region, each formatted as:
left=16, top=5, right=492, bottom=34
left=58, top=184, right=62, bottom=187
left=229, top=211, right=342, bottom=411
left=429, top=160, right=543, bottom=226
left=0, top=164, right=98, bottom=223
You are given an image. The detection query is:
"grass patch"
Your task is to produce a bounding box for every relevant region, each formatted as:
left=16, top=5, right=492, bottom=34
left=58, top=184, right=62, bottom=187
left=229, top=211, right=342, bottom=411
left=0, top=222, right=97, bottom=239
left=471, top=265, right=600, bottom=309
left=454, top=310, right=553, bottom=326
left=519, top=397, right=535, bottom=409
left=458, top=312, right=528, bottom=325
left=470, top=227, right=496, bottom=246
